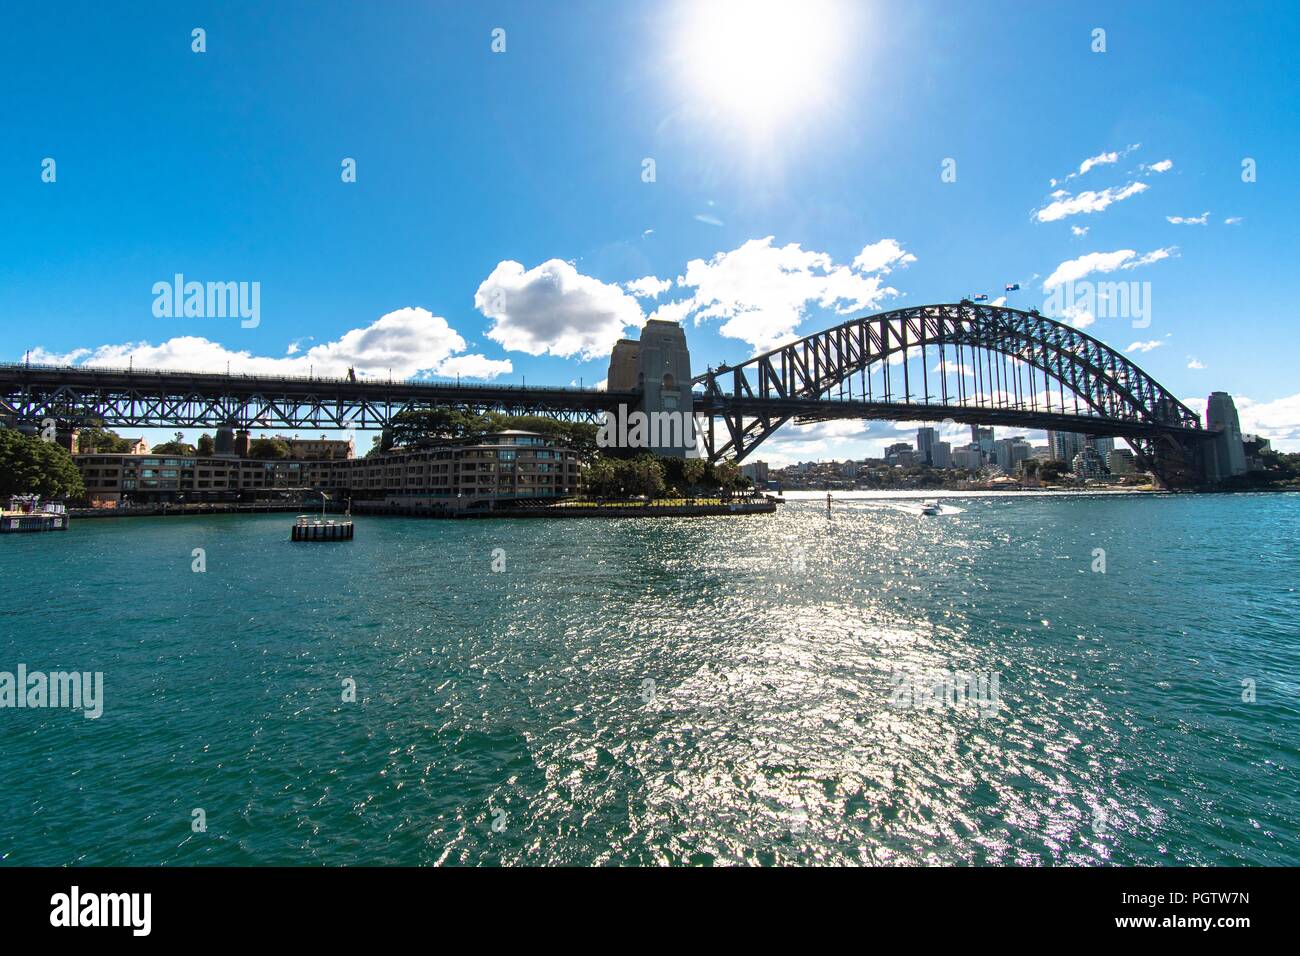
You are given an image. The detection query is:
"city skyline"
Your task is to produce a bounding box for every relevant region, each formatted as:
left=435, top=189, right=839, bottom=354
left=4, top=1, right=1298, bottom=465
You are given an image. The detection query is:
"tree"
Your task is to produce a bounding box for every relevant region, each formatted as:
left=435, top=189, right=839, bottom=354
left=1039, top=458, right=1071, bottom=483
left=76, top=425, right=133, bottom=454
left=0, top=429, right=85, bottom=499
left=579, top=455, right=666, bottom=498
left=151, top=440, right=196, bottom=455
left=247, top=437, right=291, bottom=459
left=196, top=433, right=215, bottom=455
left=388, top=407, right=490, bottom=447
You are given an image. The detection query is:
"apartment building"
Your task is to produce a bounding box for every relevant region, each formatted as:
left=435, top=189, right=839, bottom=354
left=74, top=430, right=581, bottom=510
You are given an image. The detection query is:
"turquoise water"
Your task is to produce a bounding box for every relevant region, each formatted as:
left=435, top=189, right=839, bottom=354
left=1, top=493, right=1297, bottom=866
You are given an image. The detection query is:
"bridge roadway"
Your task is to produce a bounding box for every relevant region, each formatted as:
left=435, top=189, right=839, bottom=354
left=1, top=360, right=1202, bottom=442
left=0, top=362, right=635, bottom=429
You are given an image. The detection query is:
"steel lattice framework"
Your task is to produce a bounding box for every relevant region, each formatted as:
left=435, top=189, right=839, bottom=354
left=691, top=302, right=1208, bottom=485
left=0, top=302, right=1214, bottom=486
left=0, top=364, right=630, bottom=430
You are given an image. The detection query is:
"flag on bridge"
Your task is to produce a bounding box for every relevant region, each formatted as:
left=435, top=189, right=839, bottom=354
left=972, top=293, right=989, bottom=301
left=1005, top=282, right=1020, bottom=292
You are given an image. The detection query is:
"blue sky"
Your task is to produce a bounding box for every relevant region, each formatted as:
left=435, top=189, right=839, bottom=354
left=2, top=1, right=1297, bottom=462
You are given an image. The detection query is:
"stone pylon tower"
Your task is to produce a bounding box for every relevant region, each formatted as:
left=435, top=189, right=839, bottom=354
left=606, top=320, right=695, bottom=457
left=1205, top=391, right=1247, bottom=481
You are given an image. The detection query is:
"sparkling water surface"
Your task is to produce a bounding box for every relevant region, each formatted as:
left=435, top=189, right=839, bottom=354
left=1, top=493, right=1297, bottom=866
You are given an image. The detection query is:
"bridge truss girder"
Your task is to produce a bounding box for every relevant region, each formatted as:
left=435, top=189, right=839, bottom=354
left=0, top=367, right=626, bottom=430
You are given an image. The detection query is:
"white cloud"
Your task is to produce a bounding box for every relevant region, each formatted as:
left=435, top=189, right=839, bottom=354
left=1062, top=305, right=1095, bottom=329
left=435, top=354, right=514, bottom=379
left=1042, top=246, right=1177, bottom=289
left=1187, top=357, right=1206, bottom=369
left=852, top=238, right=917, bottom=274
left=1146, top=159, right=1173, bottom=173
left=27, top=307, right=512, bottom=380
left=625, top=275, right=673, bottom=299
left=1050, top=144, right=1139, bottom=187
left=1224, top=216, right=1243, bottom=225
left=1078, top=150, right=1120, bottom=176
left=1166, top=211, right=1209, bottom=225
left=1236, top=395, right=1300, bottom=449
left=1071, top=225, right=1090, bottom=238
left=475, top=259, right=644, bottom=360
left=1126, top=339, right=1164, bottom=353
left=1033, top=181, right=1148, bottom=223
left=694, top=213, right=724, bottom=227
left=657, top=236, right=912, bottom=353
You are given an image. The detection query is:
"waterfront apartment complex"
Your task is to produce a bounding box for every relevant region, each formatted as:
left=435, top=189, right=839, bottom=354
left=73, top=430, right=580, bottom=510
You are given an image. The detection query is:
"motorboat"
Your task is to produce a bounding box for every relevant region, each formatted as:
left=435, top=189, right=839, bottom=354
left=920, top=499, right=941, bottom=516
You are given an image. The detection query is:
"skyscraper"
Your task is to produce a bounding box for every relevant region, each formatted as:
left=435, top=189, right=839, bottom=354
left=917, top=426, right=937, bottom=465
left=1048, top=431, right=1085, bottom=463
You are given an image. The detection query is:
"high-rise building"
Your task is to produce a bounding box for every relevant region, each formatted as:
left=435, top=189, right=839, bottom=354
left=952, top=446, right=983, bottom=471
left=993, top=437, right=1033, bottom=473
left=1048, top=431, right=1086, bottom=463
left=1206, top=392, right=1247, bottom=479
left=1108, top=448, right=1137, bottom=475
left=932, top=441, right=952, bottom=469
left=972, top=426, right=994, bottom=460
left=917, top=427, right=937, bottom=465
left=1072, top=446, right=1108, bottom=479
left=1088, top=435, right=1115, bottom=458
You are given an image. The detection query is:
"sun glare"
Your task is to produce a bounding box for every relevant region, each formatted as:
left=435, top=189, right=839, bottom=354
left=675, top=0, right=847, bottom=133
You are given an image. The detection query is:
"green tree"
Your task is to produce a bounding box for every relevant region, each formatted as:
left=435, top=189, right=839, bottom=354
left=0, top=429, right=85, bottom=499
left=579, top=455, right=666, bottom=498
left=247, top=437, right=291, bottom=459
left=388, top=407, right=490, bottom=447
left=196, top=433, right=215, bottom=455
left=76, top=425, right=133, bottom=453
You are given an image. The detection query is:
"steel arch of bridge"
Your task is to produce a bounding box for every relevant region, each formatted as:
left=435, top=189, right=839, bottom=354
left=691, top=302, right=1206, bottom=481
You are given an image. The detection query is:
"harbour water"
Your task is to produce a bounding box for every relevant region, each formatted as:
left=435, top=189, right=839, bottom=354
left=1, top=492, right=1297, bottom=865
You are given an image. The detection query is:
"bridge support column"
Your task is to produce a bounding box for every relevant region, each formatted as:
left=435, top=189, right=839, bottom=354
left=1136, top=434, right=1215, bottom=490
left=604, top=320, right=695, bottom=457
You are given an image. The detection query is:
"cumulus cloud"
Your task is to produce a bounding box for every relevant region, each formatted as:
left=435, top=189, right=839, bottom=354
left=1167, top=211, right=1209, bottom=225
left=27, top=307, right=512, bottom=380
left=1062, top=305, right=1095, bottom=329
left=1146, top=159, right=1173, bottom=173
left=625, top=275, right=673, bottom=299
left=1184, top=393, right=1300, bottom=450
left=852, top=238, right=917, bottom=274
left=435, top=354, right=514, bottom=379
left=1187, top=357, right=1206, bottom=369
left=653, top=236, right=913, bottom=353
left=474, top=259, right=644, bottom=360
left=1033, top=181, right=1148, bottom=223
left=1071, top=225, right=1090, bottom=238
left=1126, top=340, right=1164, bottom=353
left=1042, top=247, right=1178, bottom=290
left=755, top=418, right=873, bottom=465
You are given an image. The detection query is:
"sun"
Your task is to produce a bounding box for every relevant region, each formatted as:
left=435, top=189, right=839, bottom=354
left=673, top=0, right=848, bottom=134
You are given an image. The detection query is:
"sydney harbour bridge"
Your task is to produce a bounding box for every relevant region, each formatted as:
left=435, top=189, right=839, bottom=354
left=0, top=302, right=1220, bottom=488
